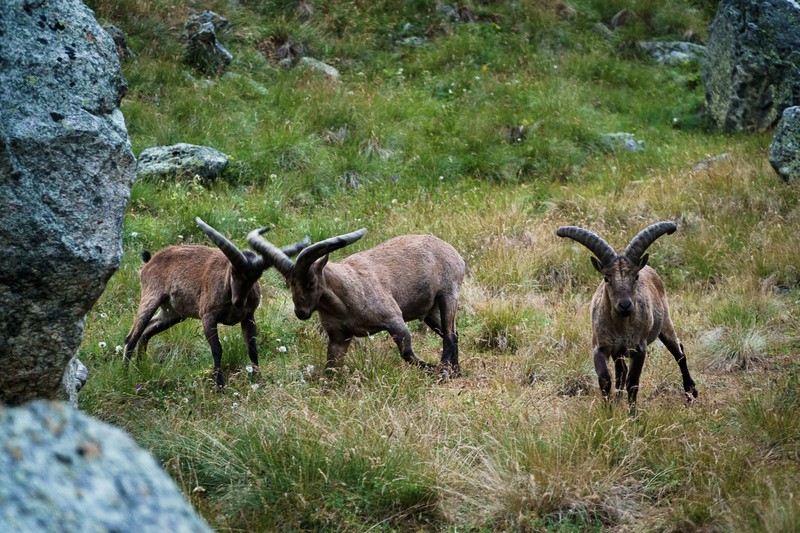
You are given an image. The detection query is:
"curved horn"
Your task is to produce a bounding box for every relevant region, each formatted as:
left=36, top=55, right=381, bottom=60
left=556, top=225, right=617, bottom=266
left=622, top=221, right=677, bottom=265
left=280, top=235, right=312, bottom=259
left=295, top=228, right=367, bottom=274
left=247, top=227, right=296, bottom=277
left=196, top=217, right=247, bottom=270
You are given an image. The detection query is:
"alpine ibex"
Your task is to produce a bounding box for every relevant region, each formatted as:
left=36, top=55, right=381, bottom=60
left=123, top=217, right=309, bottom=388
left=247, top=228, right=466, bottom=375
left=557, top=221, right=698, bottom=404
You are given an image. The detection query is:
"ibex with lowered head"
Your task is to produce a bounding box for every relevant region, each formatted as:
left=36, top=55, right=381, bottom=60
left=123, top=217, right=309, bottom=388
left=557, top=221, right=698, bottom=404
left=247, top=228, right=466, bottom=375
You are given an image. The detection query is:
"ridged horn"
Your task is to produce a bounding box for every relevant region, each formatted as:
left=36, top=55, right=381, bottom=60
left=295, top=228, right=367, bottom=274
left=280, top=235, right=312, bottom=258
left=196, top=217, right=247, bottom=271
left=247, top=227, right=296, bottom=277
left=556, top=225, right=617, bottom=266
left=622, top=221, right=677, bottom=265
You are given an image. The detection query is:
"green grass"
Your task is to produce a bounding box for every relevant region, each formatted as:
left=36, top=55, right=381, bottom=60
left=78, top=0, right=800, bottom=530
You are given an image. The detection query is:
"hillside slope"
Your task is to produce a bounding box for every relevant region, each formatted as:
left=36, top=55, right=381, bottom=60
left=80, top=1, right=800, bottom=530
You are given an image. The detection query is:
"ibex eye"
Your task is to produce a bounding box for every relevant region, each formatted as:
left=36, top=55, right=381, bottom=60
left=635, top=274, right=640, bottom=281
left=604, top=276, right=610, bottom=283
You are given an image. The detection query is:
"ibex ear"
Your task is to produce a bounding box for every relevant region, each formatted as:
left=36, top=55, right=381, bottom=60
left=638, top=253, right=649, bottom=268
left=590, top=256, right=603, bottom=273
left=315, top=254, right=329, bottom=271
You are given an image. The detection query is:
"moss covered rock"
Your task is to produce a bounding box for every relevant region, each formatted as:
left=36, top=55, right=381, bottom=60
left=702, top=0, right=800, bottom=132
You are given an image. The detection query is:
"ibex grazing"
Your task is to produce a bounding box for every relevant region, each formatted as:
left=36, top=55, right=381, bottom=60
left=247, top=228, right=466, bottom=375
left=123, top=217, right=309, bottom=388
left=557, top=221, right=698, bottom=404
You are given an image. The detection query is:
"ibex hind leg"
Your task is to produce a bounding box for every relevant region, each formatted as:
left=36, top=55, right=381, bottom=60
left=626, top=345, right=646, bottom=407
left=124, top=297, right=164, bottom=363
left=613, top=356, right=628, bottom=399
left=659, top=323, right=698, bottom=401
left=138, top=309, right=184, bottom=356
left=437, top=293, right=461, bottom=377
left=423, top=311, right=443, bottom=337
left=388, top=320, right=435, bottom=370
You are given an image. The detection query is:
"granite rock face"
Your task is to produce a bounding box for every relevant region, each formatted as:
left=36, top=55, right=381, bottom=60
left=703, top=0, right=800, bottom=131
left=0, top=401, right=211, bottom=532
left=770, top=106, right=800, bottom=181
left=136, top=143, right=229, bottom=181
left=0, top=0, right=136, bottom=404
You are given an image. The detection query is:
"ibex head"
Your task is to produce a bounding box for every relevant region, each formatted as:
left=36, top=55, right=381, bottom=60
left=197, top=218, right=310, bottom=308
left=557, top=222, right=676, bottom=317
left=247, top=227, right=366, bottom=320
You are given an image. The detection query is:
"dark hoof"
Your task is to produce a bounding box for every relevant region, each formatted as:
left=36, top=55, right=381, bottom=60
left=685, top=387, right=698, bottom=402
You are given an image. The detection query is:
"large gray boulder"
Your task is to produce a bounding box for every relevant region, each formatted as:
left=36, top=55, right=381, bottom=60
left=137, top=143, right=229, bottom=181
left=0, top=400, right=211, bottom=531
left=0, top=0, right=136, bottom=404
left=703, top=0, right=800, bottom=131
left=770, top=106, right=800, bottom=181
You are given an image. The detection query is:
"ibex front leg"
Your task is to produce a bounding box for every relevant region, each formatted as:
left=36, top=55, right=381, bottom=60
left=325, top=331, right=352, bottom=371
left=593, top=347, right=612, bottom=398
left=202, top=315, right=225, bottom=389
left=613, top=356, right=628, bottom=399
left=241, top=312, right=259, bottom=369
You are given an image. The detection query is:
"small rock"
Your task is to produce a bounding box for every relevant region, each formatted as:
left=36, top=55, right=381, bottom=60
left=298, top=57, right=341, bottom=80
left=556, top=3, right=577, bottom=20
left=185, top=12, right=232, bottom=75
left=610, top=9, right=633, bottom=29
left=591, top=22, right=615, bottom=40
left=693, top=152, right=730, bottom=171
left=185, top=10, right=229, bottom=33
left=639, top=41, right=706, bottom=65
left=136, top=143, right=229, bottom=181
left=436, top=2, right=476, bottom=23
left=397, top=36, right=428, bottom=48
left=601, top=132, right=645, bottom=153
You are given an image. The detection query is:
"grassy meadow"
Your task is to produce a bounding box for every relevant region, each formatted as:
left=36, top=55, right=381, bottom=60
left=80, top=0, right=800, bottom=530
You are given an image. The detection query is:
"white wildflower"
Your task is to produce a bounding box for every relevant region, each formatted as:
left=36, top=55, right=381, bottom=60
left=98, top=342, right=107, bottom=349
left=278, top=345, right=287, bottom=353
